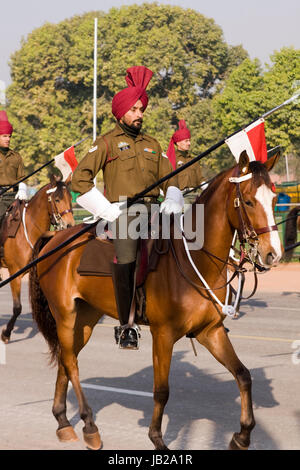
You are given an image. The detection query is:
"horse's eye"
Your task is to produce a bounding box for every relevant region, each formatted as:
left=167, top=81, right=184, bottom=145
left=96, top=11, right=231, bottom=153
left=55, top=199, right=60, bottom=203
left=245, top=200, right=253, bottom=207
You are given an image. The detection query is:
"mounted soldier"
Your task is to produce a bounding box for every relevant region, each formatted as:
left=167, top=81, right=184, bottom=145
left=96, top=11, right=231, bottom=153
left=0, top=111, right=28, bottom=253
left=71, top=66, right=183, bottom=350
left=166, top=119, right=203, bottom=200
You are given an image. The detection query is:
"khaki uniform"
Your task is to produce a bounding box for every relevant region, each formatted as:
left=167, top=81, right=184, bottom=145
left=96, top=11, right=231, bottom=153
left=72, top=123, right=179, bottom=264
left=0, top=148, right=25, bottom=186
left=71, top=122, right=178, bottom=200
left=0, top=148, right=25, bottom=222
left=175, top=149, right=202, bottom=191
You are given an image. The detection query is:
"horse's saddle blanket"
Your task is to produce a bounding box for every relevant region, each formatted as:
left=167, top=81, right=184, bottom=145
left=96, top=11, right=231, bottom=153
left=0, top=199, right=24, bottom=245
left=77, top=232, right=169, bottom=287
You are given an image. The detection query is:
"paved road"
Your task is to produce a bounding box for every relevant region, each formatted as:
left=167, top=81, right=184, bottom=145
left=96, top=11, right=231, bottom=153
left=0, top=281, right=300, bottom=451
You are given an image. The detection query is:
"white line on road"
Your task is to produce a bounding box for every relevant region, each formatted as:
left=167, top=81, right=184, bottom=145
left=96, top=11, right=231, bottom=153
left=81, top=382, right=153, bottom=397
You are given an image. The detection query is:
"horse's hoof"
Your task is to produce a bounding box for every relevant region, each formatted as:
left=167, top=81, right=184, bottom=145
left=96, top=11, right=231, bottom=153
left=1, top=329, right=10, bottom=344
left=56, top=425, right=79, bottom=443
left=228, top=433, right=248, bottom=450
left=83, top=430, right=102, bottom=450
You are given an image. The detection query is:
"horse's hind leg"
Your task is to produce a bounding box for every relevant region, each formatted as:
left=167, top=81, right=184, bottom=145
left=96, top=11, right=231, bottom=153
left=54, top=302, right=102, bottom=450
left=1, top=277, right=22, bottom=343
left=197, top=325, right=255, bottom=450
left=149, top=328, right=174, bottom=450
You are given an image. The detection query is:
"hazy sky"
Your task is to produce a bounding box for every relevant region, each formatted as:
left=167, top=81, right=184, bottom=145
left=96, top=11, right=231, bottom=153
left=1, top=0, right=299, bottom=85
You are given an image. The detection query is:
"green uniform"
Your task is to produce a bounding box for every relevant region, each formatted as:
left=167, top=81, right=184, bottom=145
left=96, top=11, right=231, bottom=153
left=0, top=147, right=25, bottom=222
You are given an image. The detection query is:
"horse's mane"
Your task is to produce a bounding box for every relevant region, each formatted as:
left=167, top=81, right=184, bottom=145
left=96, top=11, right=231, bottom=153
left=196, top=160, right=271, bottom=205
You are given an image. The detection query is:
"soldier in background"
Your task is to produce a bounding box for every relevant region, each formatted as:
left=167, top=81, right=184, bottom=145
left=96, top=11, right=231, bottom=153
left=0, top=111, right=27, bottom=228
left=166, top=120, right=203, bottom=202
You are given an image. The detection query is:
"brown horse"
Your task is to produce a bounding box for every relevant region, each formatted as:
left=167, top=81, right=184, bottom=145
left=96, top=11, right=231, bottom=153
left=1, top=175, right=74, bottom=343
left=283, top=206, right=300, bottom=261
left=29, top=151, right=282, bottom=450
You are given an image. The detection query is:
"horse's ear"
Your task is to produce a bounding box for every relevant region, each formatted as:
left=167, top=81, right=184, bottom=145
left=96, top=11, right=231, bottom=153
left=238, top=150, right=250, bottom=175
left=64, top=174, right=72, bottom=185
left=50, top=174, right=56, bottom=185
left=264, top=151, right=280, bottom=172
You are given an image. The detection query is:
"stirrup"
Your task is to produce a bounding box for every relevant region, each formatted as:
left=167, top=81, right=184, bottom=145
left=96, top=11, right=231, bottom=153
left=114, top=324, right=140, bottom=350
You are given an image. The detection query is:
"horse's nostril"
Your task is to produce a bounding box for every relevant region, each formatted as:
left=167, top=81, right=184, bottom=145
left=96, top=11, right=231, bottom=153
left=266, top=253, right=274, bottom=265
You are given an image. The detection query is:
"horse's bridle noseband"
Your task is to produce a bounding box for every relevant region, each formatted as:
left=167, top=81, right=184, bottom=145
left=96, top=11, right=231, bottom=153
left=46, top=185, right=73, bottom=230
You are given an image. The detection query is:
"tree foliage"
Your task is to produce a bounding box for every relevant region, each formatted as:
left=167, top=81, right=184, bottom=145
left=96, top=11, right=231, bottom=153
left=3, top=3, right=299, bottom=185
left=5, top=3, right=247, bottom=184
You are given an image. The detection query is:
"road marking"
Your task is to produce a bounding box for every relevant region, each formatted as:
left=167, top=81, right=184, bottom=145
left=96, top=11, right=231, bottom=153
left=81, top=382, right=153, bottom=397
left=229, top=334, right=296, bottom=343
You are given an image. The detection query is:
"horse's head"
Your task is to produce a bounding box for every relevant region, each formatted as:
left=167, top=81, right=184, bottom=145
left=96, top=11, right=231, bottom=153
left=47, top=174, right=75, bottom=229
left=228, top=151, right=282, bottom=267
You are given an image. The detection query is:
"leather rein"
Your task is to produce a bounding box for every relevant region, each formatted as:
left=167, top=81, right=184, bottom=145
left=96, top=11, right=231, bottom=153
left=171, top=166, right=278, bottom=299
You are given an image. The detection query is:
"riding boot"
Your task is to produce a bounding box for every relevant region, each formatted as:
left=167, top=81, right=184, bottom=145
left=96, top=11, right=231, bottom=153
left=111, top=261, right=140, bottom=349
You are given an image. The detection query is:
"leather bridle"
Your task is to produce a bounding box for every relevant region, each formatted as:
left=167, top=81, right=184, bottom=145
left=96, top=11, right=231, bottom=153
left=46, top=184, right=73, bottom=230
left=228, top=166, right=278, bottom=263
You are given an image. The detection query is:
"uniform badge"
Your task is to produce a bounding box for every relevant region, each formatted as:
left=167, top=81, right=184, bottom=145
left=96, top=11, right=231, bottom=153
left=177, top=160, right=184, bottom=166
left=118, top=141, right=130, bottom=151
left=162, top=152, right=168, bottom=159
left=89, top=145, right=98, bottom=153
left=144, top=148, right=156, bottom=154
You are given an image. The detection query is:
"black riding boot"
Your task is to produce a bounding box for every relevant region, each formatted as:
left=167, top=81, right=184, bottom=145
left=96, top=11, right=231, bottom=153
left=111, top=261, right=139, bottom=349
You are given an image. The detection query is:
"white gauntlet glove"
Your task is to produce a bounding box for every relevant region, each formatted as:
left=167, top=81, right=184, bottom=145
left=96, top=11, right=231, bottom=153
left=160, top=186, right=184, bottom=215
left=76, top=187, right=122, bottom=222
left=15, top=182, right=28, bottom=200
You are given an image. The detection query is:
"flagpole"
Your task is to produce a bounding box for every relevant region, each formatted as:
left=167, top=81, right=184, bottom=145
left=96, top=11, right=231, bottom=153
left=0, top=93, right=298, bottom=288
left=93, top=17, right=98, bottom=143
left=0, top=137, right=88, bottom=196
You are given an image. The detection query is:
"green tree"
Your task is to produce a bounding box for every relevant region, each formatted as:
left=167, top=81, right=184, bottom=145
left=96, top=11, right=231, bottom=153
left=5, top=3, right=247, bottom=184
left=212, top=48, right=300, bottom=174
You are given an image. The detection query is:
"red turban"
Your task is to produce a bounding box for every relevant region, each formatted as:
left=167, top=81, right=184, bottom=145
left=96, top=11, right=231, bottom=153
left=166, top=120, right=191, bottom=170
left=112, top=66, right=153, bottom=120
left=0, top=111, right=13, bottom=135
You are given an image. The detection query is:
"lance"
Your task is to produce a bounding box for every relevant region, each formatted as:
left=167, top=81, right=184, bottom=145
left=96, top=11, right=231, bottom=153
left=0, top=93, right=299, bottom=289
left=183, top=145, right=282, bottom=196
left=0, top=136, right=89, bottom=196
left=284, top=241, right=300, bottom=252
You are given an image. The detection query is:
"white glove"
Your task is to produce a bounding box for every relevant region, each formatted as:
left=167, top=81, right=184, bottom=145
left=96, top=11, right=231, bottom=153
left=76, top=187, right=123, bottom=222
left=160, top=186, right=184, bottom=215
left=15, top=182, right=28, bottom=200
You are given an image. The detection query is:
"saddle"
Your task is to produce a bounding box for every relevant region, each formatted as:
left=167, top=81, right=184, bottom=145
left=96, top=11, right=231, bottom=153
left=0, top=199, right=24, bottom=248
left=77, top=223, right=170, bottom=322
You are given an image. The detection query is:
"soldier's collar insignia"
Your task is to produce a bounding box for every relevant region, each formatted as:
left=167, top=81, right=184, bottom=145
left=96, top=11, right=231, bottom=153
left=162, top=152, right=168, bottom=158
left=89, top=145, right=98, bottom=153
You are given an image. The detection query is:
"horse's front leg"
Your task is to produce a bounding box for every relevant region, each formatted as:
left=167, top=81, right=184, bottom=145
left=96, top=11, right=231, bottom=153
left=197, top=324, right=255, bottom=450
left=149, top=327, right=174, bottom=450
left=1, top=276, right=22, bottom=343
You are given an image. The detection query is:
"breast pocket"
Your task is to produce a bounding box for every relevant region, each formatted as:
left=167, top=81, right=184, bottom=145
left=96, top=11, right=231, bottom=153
left=117, top=149, right=136, bottom=171
left=144, top=153, right=159, bottom=178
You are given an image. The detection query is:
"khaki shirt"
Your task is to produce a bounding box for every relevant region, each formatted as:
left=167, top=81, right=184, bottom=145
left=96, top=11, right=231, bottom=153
left=0, top=148, right=25, bottom=186
left=71, top=123, right=179, bottom=201
left=175, top=149, right=202, bottom=191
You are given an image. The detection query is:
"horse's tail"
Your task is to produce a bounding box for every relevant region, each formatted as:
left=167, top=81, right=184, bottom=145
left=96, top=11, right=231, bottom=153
left=29, top=234, right=60, bottom=365
left=284, top=207, right=300, bottom=261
